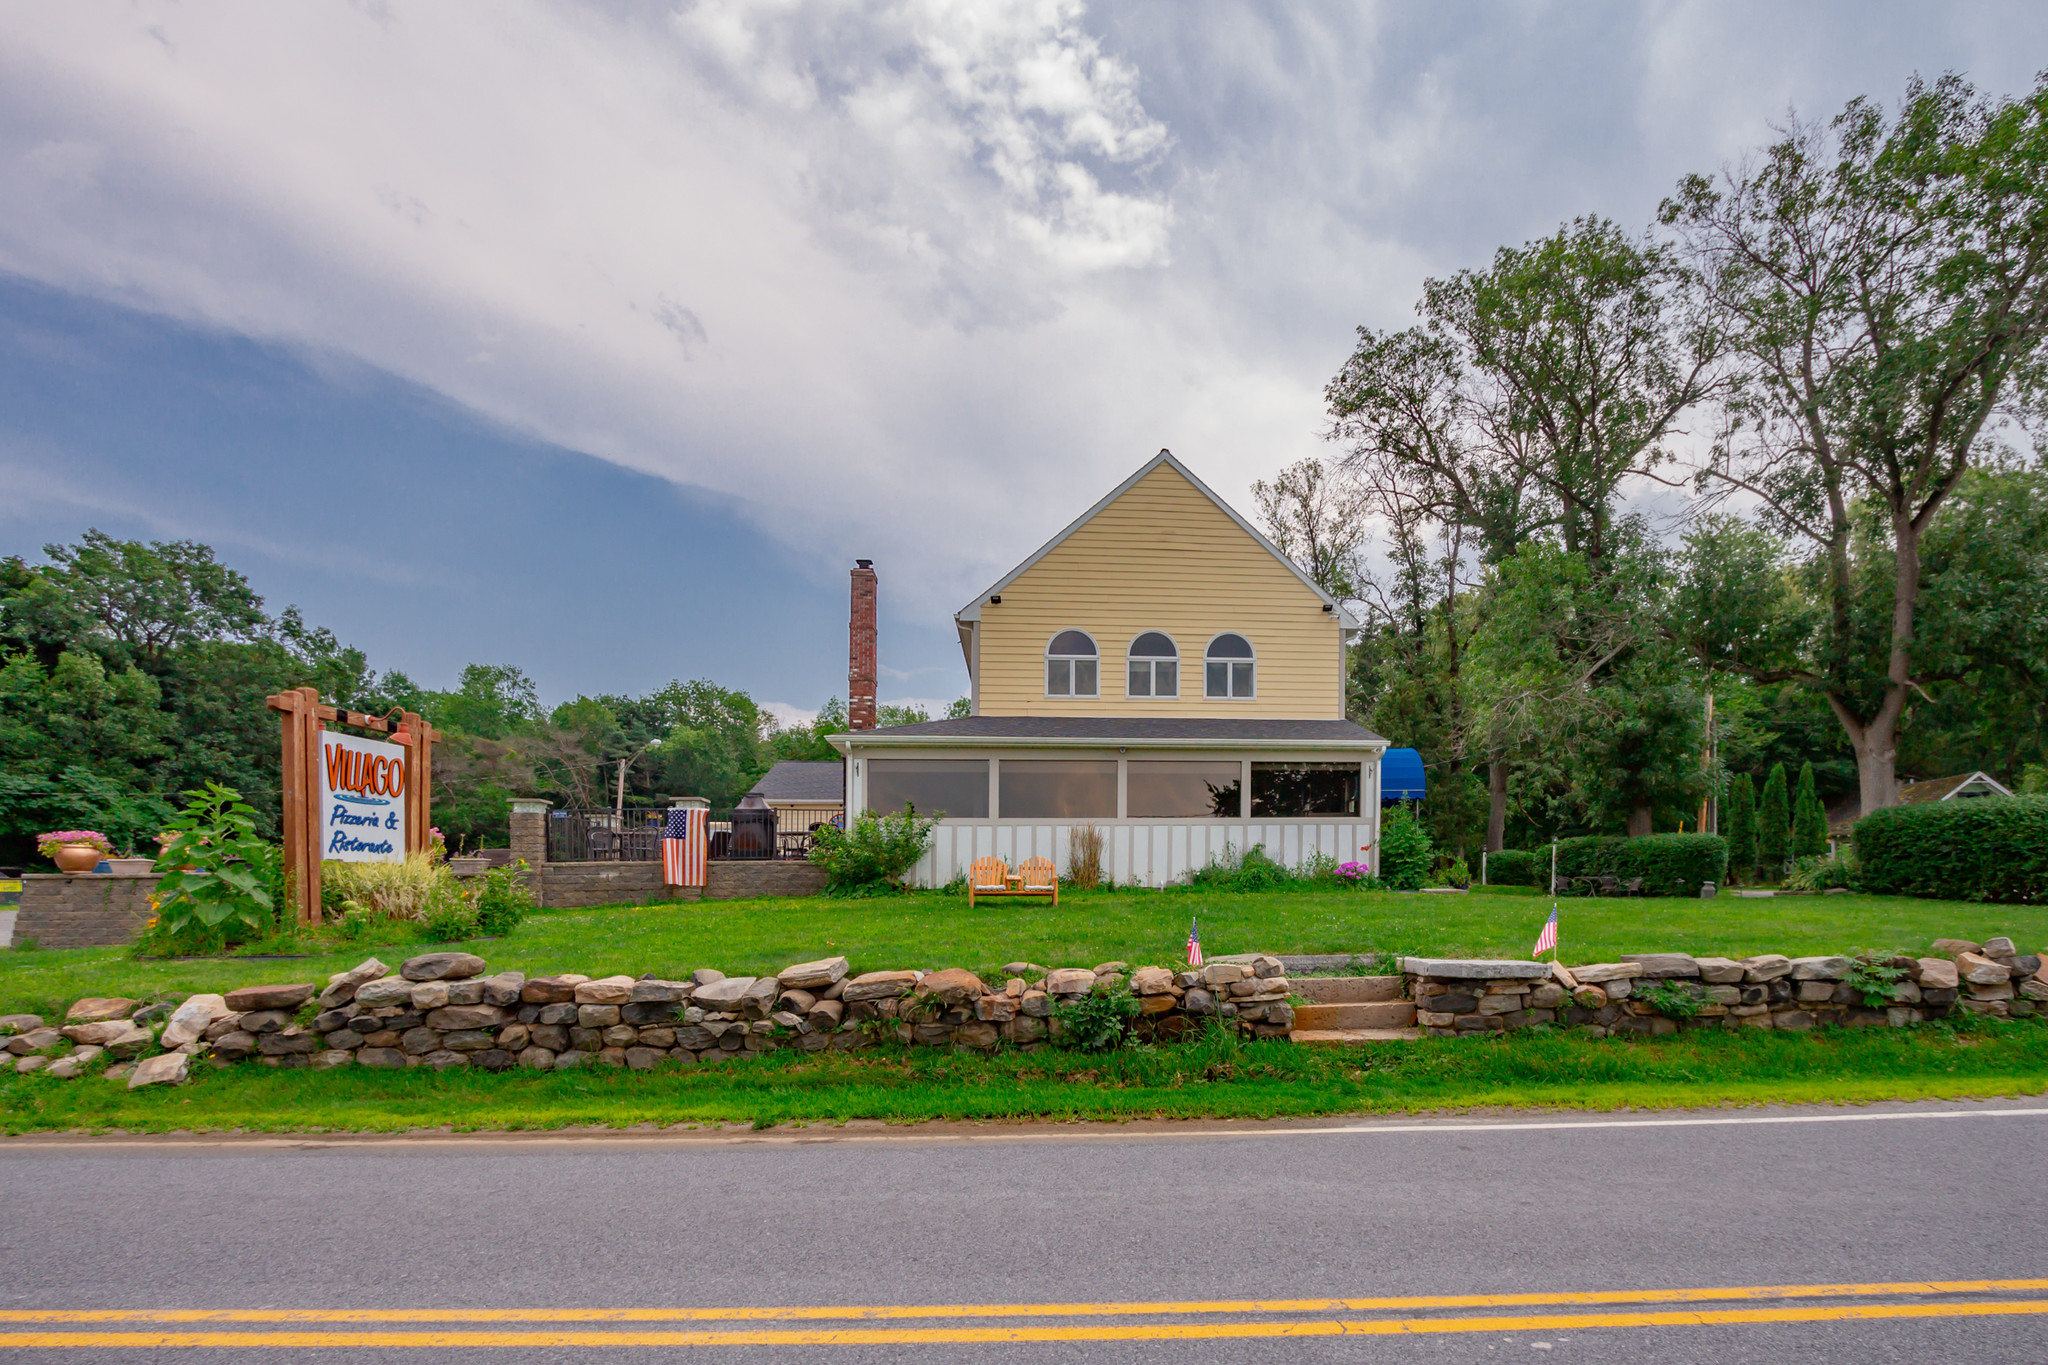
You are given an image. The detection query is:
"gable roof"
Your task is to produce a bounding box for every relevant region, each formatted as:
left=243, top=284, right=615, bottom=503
left=747, top=760, right=845, bottom=804
left=954, top=449, right=1361, bottom=630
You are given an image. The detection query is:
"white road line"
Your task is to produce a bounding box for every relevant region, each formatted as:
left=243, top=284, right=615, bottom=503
left=5, top=1105, right=2045, bottom=1151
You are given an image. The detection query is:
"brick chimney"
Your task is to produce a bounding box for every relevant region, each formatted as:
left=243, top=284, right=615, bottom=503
left=849, top=559, right=877, bottom=730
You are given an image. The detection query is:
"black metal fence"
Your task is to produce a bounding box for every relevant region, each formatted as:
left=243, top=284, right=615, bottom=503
left=547, top=806, right=844, bottom=863
left=547, top=809, right=667, bottom=863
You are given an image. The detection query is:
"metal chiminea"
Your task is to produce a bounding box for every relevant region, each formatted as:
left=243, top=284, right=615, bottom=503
left=729, top=791, right=777, bottom=860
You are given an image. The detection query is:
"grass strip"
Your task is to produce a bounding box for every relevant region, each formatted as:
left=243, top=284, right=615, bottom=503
left=6, top=886, right=2045, bottom=1021
left=4, top=1020, right=2045, bottom=1135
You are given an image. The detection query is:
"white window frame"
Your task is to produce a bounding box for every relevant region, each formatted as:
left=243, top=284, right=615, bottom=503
left=1044, top=628, right=1101, bottom=698
left=1124, top=630, right=1180, bottom=699
left=1203, top=632, right=1257, bottom=699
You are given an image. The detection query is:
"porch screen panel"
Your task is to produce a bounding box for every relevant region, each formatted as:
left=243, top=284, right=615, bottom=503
left=866, top=759, right=990, bottom=818
left=1127, top=760, right=1243, bottom=818
left=998, top=760, right=1116, bottom=819
left=1250, top=762, right=1360, bottom=817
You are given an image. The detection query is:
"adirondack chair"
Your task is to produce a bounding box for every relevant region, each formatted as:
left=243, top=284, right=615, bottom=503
left=1015, top=856, right=1059, bottom=904
left=967, top=857, right=1012, bottom=907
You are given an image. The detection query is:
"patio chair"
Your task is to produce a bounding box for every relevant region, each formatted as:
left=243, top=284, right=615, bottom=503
left=967, top=857, right=1012, bottom=907
left=1015, top=856, right=1059, bottom=905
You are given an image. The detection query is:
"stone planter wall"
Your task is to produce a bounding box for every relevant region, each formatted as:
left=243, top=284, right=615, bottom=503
left=1403, top=938, right=2045, bottom=1037
left=12, top=874, right=159, bottom=949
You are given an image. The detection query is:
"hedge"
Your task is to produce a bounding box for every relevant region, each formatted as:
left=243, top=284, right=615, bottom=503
left=1484, top=849, right=1542, bottom=886
left=1854, top=796, right=2048, bottom=904
left=1552, top=833, right=1729, bottom=897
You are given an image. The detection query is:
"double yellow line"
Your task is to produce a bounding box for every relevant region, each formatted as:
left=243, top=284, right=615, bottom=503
left=4, top=1279, right=2044, bottom=1347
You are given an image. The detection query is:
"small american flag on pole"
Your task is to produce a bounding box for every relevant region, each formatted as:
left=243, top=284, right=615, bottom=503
left=1185, top=918, right=1203, bottom=968
left=1532, top=903, right=1558, bottom=958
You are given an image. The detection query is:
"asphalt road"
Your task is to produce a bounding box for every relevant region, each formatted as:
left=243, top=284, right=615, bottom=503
left=3, top=1100, right=2047, bottom=1362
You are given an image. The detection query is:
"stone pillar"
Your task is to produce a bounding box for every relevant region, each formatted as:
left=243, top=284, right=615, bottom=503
left=509, top=798, right=550, bottom=866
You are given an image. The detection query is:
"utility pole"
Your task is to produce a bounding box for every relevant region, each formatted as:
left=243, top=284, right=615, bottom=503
left=1698, top=690, right=1717, bottom=835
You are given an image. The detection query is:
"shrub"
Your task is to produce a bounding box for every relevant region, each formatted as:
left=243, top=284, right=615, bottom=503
left=1853, top=796, right=2048, bottom=903
left=419, top=898, right=479, bottom=943
left=1758, top=763, right=1791, bottom=875
left=1186, top=843, right=1294, bottom=892
left=1725, top=773, right=1758, bottom=883
left=1053, top=985, right=1140, bottom=1052
left=1845, top=951, right=1910, bottom=1008
left=1434, top=855, right=1471, bottom=888
left=323, top=853, right=465, bottom=923
left=473, top=862, right=534, bottom=936
left=1483, top=849, right=1539, bottom=886
left=1639, top=980, right=1703, bottom=1020
left=1554, top=833, right=1728, bottom=896
left=1784, top=853, right=1859, bottom=892
left=1793, top=762, right=1828, bottom=858
left=1066, top=824, right=1104, bottom=890
left=809, top=807, right=938, bottom=891
left=1378, top=806, right=1432, bottom=891
left=146, top=784, right=280, bottom=951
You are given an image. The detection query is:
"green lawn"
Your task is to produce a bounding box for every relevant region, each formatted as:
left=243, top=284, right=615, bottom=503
left=4, top=885, right=2044, bottom=1022
left=4, top=1018, right=2045, bottom=1134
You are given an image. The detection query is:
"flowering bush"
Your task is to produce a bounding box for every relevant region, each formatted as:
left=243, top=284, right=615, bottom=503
left=36, top=830, right=112, bottom=858
left=1337, top=860, right=1371, bottom=882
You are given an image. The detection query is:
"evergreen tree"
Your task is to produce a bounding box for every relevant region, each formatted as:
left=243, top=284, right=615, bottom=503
left=1758, top=762, right=1791, bottom=876
left=1725, top=773, right=1758, bottom=883
left=1792, top=761, right=1828, bottom=858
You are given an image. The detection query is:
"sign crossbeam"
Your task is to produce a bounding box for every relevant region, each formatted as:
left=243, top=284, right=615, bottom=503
left=264, top=686, right=440, bottom=928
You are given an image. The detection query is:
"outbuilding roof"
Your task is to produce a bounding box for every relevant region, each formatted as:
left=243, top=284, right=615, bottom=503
left=747, top=760, right=846, bottom=804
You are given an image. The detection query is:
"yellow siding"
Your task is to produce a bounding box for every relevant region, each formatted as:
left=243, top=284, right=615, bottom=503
left=976, top=463, right=1342, bottom=717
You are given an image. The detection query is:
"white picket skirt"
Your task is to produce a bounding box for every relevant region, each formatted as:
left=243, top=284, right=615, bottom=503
left=913, top=819, right=1379, bottom=889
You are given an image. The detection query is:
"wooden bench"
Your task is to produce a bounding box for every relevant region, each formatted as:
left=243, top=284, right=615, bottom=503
left=966, top=856, right=1060, bottom=906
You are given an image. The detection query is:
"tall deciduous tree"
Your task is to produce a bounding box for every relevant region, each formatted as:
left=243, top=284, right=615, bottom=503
left=1330, top=219, right=1722, bottom=849
left=1665, top=74, right=2048, bottom=815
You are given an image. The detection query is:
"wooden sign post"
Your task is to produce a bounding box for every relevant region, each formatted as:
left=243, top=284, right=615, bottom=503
left=265, top=686, right=440, bottom=927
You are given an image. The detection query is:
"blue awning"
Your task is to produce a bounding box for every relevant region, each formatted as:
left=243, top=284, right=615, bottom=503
left=1382, top=748, right=1426, bottom=802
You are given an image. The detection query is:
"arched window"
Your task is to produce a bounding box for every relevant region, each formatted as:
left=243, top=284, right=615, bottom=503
left=1126, top=631, right=1178, bottom=698
left=1205, top=633, right=1255, bottom=698
left=1045, top=630, right=1099, bottom=697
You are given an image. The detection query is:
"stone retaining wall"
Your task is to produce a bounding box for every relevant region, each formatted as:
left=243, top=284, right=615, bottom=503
left=13, top=874, right=159, bottom=949
left=1403, top=937, right=2044, bottom=1037
left=117, top=951, right=1294, bottom=1074
left=532, top=860, right=827, bottom=909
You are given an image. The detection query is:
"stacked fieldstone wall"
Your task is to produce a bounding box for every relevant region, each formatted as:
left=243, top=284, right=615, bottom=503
left=1406, top=934, right=2045, bottom=1037
left=28, top=951, right=1293, bottom=1076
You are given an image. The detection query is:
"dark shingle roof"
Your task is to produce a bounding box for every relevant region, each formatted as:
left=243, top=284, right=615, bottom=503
left=841, top=716, right=1385, bottom=744
left=748, top=760, right=846, bottom=803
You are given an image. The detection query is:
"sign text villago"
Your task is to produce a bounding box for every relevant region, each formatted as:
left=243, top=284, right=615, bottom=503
left=320, top=730, right=408, bottom=862
left=265, top=686, right=440, bottom=925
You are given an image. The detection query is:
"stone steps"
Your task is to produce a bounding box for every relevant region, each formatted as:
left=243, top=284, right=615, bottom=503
left=1292, top=1027, right=1423, bottom=1044
left=1294, top=975, right=1405, bottom=1004
left=1292, top=1001, right=1418, bottom=1030
left=1289, top=977, right=1415, bottom=1033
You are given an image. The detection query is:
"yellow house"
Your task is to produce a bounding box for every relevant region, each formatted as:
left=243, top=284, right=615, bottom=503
left=832, top=450, right=1388, bottom=887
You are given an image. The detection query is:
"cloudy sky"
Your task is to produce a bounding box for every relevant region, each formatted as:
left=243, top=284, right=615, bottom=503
left=2, top=1, right=2043, bottom=720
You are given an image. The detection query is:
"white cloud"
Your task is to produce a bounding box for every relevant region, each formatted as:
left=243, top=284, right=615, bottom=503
left=1, top=0, right=2043, bottom=640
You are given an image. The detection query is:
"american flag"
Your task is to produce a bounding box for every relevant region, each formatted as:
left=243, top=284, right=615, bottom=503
left=1185, top=918, right=1203, bottom=968
left=1532, top=904, right=1558, bottom=958
left=662, top=806, right=707, bottom=888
